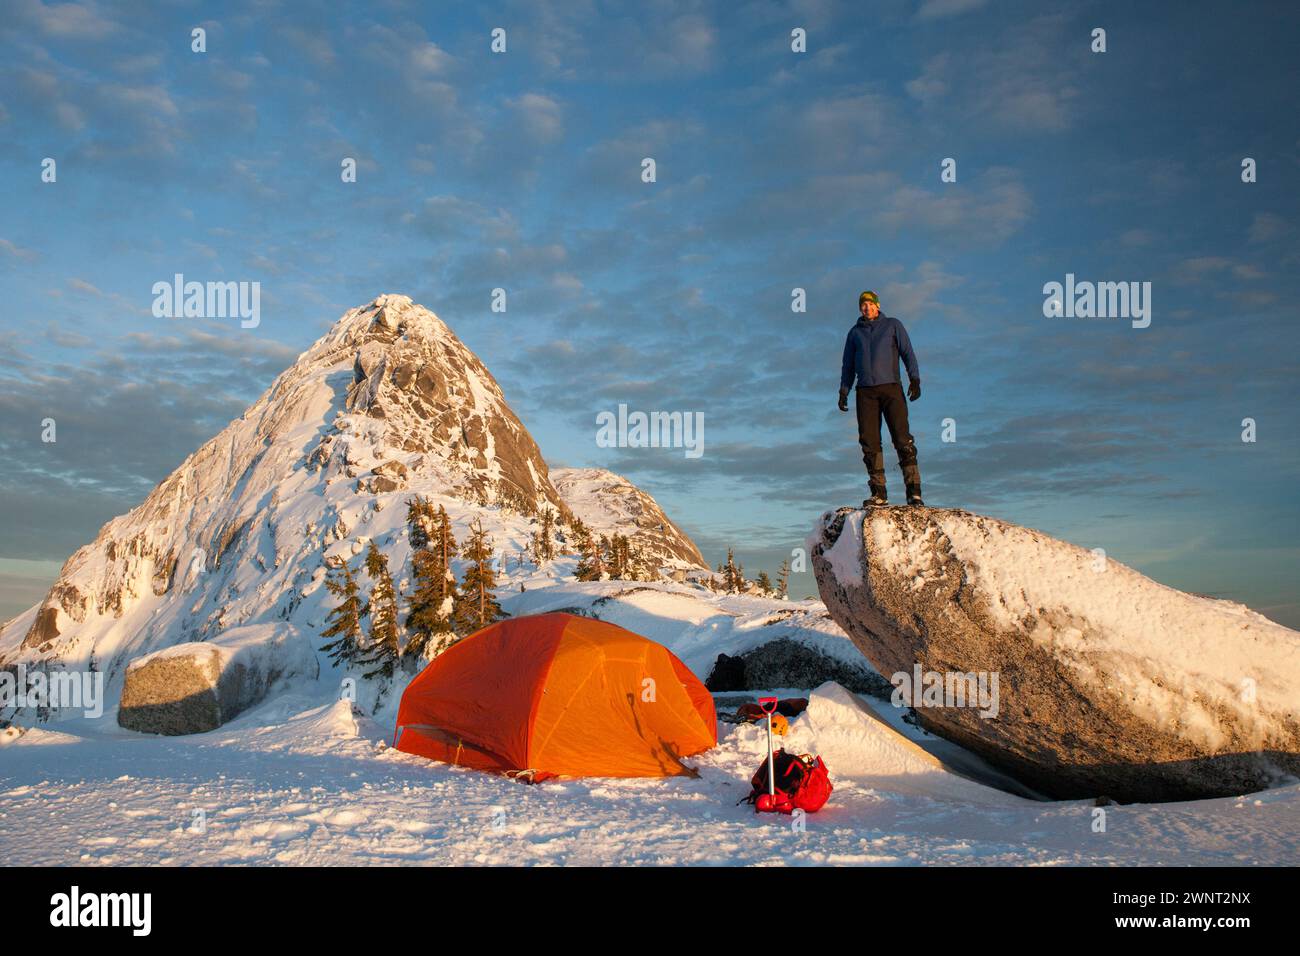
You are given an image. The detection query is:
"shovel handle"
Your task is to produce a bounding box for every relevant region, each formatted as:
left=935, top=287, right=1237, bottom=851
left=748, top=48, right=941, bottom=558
left=757, top=698, right=779, bottom=797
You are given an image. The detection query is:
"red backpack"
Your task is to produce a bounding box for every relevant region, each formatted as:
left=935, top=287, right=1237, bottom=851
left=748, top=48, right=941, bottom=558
left=744, top=749, right=833, bottom=814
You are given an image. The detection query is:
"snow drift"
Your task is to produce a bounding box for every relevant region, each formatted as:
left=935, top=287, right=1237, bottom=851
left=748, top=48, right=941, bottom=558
left=810, top=505, right=1300, bottom=802
left=786, top=681, right=1012, bottom=804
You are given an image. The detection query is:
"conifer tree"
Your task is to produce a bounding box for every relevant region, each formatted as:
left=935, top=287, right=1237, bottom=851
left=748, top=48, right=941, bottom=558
left=575, top=529, right=608, bottom=581
left=454, top=517, right=504, bottom=632
left=531, top=505, right=557, bottom=564
left=608, top=533, right=639, bottom=579
left=624, top=540, right=652, bottom=581
left=609, top=534, right=624, bottom=579
left=361, top=541, right=400, bottom=678
left=405, top=507, right=460, bottom=663
left=595, top=535, right=612, bottom=578
left=405, top=495, right=437, bottom=550
left=776, top=558, right=791, bottom=600
left=755, top=571, right=773, bottom=595
left=722, top=548, right=744, bottom=594
left=320, top=559, right=365, bottom=667
left=434, top=505, right=459, bottom=586
left=568, top=516, right=593, bottom=557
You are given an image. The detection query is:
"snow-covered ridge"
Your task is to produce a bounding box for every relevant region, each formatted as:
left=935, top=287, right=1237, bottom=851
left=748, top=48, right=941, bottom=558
left=550, top=467, right=706, bottom=569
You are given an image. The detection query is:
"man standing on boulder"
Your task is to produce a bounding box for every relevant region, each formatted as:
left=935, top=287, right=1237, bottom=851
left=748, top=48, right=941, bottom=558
left=838, top=291, right=924, bottom=507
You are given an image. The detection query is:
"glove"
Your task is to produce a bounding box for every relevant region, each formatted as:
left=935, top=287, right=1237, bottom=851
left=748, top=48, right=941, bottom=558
left=907, top=379, right=921, bottom=402
left=838, top=389, right=849, bottom=412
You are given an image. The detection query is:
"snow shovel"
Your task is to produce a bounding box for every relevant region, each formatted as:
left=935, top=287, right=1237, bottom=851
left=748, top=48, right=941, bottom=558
left=757, top=696, right=778, bottom=807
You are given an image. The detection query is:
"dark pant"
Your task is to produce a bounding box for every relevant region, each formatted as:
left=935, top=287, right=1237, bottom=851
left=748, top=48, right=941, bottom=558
left=855, top=383, right=921, bottom=495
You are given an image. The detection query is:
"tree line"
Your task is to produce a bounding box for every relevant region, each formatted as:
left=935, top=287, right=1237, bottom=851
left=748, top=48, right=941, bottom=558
left=320, top=496, right=791, bottom=679
left=319, top=497, right=667, bottom=676
left=711, top=548, right=791, bottom=599
left=320, top=498, right=504, bottom=678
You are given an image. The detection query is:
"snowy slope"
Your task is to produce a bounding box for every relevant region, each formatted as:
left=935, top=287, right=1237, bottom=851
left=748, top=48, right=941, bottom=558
left=550, top=467, right=706, bottom=570
left=3, top=684, right=1297, bottom=866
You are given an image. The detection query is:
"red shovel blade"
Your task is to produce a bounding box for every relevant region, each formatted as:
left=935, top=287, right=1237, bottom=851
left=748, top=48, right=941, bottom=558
left=755, top=792, right=793, bottom=814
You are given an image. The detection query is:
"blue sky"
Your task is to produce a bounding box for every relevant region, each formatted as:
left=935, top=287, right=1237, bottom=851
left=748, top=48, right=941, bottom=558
left=1, top=0, right=1297, bottom=625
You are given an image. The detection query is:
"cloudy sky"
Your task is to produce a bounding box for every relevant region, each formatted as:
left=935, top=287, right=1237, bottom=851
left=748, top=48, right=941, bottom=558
left=1, top=0, right=1297, bottom=625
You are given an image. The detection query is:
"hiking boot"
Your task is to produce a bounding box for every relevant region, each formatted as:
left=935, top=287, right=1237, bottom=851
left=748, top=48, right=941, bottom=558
left=864, top=488, right=888, bottom=507
left=906, top=485, right=924, bottom=507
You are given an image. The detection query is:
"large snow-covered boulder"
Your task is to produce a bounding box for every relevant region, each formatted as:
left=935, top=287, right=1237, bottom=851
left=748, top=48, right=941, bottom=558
left=118, top=625, right=318, bottom=735
left=810, top=506, right=1300, bottom=803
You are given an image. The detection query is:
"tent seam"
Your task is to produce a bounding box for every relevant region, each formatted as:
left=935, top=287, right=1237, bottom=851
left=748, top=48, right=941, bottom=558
left=523, top=614, right=569, bottom=768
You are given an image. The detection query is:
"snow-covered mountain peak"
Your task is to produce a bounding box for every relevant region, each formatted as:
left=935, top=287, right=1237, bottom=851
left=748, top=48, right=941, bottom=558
left=0, top=295, right=704, bottom=695
left=298, top=293, right=563, bottom=513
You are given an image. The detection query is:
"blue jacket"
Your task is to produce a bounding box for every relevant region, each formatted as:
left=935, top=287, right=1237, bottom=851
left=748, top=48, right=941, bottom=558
left=839, top=314, right=919, bottom=390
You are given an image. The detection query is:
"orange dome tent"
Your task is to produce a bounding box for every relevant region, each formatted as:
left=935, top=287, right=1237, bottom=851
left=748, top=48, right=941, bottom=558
left=393, top=612, right=717, bottom=779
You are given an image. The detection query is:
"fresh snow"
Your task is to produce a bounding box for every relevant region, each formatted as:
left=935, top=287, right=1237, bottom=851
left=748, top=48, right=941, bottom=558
left=3, top=681, right=1297, bottom=866
left=4, top=567, right=1298, bottom=864
left=821, top=511, right=865, bottom=587
left=4, top=502, right=1298, bottom=866
left=3, top=576, right=1297, bottom=866
left=125, top=623, right=315, bottom=679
